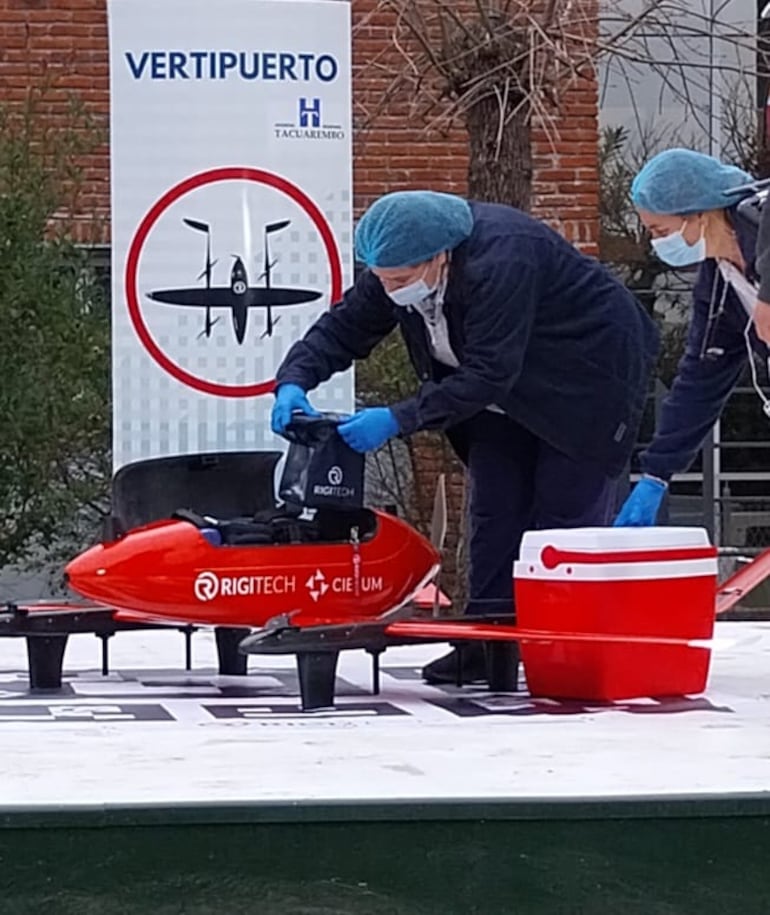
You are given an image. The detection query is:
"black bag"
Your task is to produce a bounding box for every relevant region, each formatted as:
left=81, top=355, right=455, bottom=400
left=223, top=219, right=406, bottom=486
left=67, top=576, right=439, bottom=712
left=279, top=413, right=365, bottom=510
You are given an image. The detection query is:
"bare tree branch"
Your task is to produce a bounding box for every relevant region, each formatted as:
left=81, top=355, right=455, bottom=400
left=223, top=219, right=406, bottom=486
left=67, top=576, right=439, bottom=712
left=353, top=0, right=765, bottom=200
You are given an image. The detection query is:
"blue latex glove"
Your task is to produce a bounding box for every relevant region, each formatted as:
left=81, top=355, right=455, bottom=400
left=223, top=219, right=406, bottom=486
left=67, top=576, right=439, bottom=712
left=337, top=408, right=399, bottom=453
left=613, top=476, right=667, bottom=527
left=270, top=383, right=320, bottom=436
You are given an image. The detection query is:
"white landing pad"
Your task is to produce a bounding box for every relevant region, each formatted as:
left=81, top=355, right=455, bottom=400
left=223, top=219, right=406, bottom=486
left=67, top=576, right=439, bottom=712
left=0, top=621, right=769, bottom=810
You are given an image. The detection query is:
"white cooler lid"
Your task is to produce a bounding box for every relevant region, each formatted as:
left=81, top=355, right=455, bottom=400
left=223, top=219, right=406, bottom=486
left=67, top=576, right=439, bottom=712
left=519, top=526, right=711, bottom=562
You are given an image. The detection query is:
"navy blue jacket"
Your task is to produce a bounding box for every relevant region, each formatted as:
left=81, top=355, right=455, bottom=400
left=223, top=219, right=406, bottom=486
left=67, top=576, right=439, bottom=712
left=640, top=212, right=765, bottom=481
left=276, top=201, right=660, bottom=477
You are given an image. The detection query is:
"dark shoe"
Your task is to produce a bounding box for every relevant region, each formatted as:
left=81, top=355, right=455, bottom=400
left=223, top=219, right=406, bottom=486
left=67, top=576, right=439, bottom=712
left=422, top=643, right=487, bottom=685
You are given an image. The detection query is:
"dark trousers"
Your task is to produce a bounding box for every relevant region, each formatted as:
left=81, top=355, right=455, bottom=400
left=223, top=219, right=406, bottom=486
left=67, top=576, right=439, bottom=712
left=448, top=413, right=619, bottom=617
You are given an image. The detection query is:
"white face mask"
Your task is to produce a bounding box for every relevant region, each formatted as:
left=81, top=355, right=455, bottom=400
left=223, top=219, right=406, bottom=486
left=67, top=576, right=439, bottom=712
left=388, top=276, right=436, bottom=307
left=386, top=257, right=447, bottom=308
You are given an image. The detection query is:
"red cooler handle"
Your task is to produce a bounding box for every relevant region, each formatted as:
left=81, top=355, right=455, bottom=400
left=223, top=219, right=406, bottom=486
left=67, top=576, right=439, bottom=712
left=540, top=544, right=717, bottom=570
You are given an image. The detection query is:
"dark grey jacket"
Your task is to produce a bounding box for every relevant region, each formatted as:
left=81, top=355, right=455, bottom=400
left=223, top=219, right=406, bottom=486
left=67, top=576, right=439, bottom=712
left=757, top=198, right=770, bottom=302
left=276, top=201, right=660, bottom=477
left=640, top=208, right=766, bottom=481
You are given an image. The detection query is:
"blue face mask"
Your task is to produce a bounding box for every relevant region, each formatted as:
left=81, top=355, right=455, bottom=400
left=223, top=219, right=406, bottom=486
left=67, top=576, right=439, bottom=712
left=651, top=221, right=706, bottom=267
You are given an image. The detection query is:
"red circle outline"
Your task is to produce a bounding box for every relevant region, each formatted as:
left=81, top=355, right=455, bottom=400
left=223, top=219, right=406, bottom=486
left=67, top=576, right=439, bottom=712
left=125, top=167, right=344, bottom=398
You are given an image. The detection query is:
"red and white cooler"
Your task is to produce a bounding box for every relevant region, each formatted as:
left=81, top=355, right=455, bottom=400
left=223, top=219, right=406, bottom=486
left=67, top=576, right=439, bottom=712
left=513, top=527, right=718, bottom=701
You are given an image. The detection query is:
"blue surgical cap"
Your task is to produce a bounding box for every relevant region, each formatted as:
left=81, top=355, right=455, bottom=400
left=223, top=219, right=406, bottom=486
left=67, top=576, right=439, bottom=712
left=354, top=191, right=474, bottom=268
left=631, top=148, right=753, bottom=215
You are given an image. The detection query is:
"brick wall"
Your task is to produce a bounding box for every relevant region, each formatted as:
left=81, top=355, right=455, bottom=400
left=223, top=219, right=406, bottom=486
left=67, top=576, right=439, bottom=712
left=0, top=0, right=600, bottom=245
left=352, top=0, right=600, bottom=251
left=0, top=0, right=600, bottom=606
left=0, top=0, right=111, bottom=240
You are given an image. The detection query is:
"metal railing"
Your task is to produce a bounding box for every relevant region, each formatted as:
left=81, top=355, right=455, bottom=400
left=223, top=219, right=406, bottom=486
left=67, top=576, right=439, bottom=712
left=629, top=380, right=770, bottom=608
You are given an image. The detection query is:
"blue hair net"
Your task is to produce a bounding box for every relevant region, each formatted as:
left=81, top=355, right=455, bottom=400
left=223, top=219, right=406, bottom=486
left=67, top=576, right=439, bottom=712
left=354, top=191, right=474, bottom=268
left=631, top=148, right=753, bottom=215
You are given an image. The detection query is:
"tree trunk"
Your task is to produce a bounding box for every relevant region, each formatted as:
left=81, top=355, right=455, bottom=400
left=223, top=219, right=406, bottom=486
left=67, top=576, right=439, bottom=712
left=465, top=96, right=532, bottom=210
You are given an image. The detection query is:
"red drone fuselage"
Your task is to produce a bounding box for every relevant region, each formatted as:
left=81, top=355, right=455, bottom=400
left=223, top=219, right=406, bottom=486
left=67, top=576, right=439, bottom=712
left=64, top=512, right=440, bottom=629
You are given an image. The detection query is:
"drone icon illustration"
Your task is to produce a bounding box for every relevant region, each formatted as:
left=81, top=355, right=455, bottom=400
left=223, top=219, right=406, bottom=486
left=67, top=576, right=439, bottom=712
left=146, top=217, right=323, bottom=342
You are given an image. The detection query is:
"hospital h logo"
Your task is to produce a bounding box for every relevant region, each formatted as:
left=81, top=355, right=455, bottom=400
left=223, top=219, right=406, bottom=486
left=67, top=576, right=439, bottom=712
left=299, top=97, right=321, bottom=128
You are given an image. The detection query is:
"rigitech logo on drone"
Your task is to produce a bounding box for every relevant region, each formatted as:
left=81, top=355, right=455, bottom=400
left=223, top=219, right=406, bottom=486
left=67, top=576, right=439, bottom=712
left=194, top=571, right=219, bottom=601
left=193, top=570, right=297, bottom=601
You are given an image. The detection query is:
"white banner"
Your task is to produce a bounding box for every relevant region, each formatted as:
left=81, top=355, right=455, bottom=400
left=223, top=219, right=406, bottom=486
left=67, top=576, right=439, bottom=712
left=108, top=0, right=353, bottom=470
